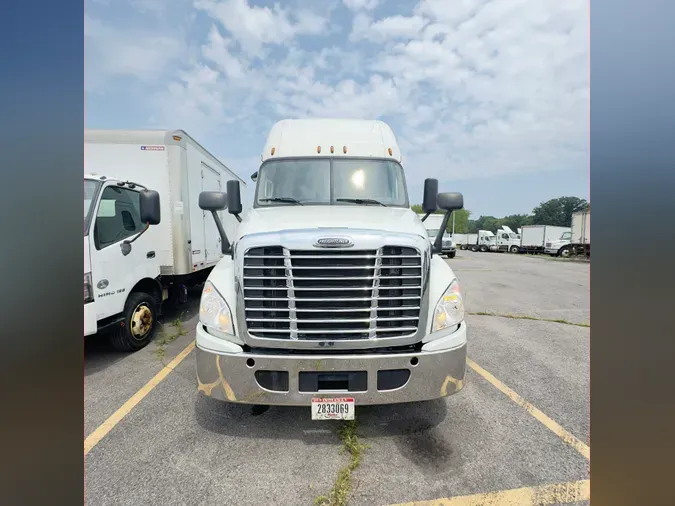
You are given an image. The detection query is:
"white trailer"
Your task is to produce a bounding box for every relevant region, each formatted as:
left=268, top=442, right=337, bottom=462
left=84, top=129, right=248, bottom=351
left=452, top=233, right=469, bottom=248
left=566, top=210, right=590, bottom=257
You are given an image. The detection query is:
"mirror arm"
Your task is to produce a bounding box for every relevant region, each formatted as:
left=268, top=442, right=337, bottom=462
left=433, top=211, right=453, bottom=254
left=420, top=212, right=431, bottom=223
left=120, top=223, right=150, bottom=256
left=211, top=210, right=231, bottom=254
left=233, top=213, right=242, bottom=223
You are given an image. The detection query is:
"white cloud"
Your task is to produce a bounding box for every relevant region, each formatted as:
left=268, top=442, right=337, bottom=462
left=194, top=0, right=329, bottom=55
left=86, top=0, right=589, bottom=199
left=84, top=15, right=185, bottom=91
left=351, top=14, right=428, bottom=42
left=342, top=0, right=379, bottom=11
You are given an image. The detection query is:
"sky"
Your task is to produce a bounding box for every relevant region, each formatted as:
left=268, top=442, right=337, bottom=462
left=85, top=0, right=589, bottom=218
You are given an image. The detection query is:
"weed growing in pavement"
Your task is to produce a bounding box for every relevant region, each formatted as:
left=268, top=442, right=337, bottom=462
left=468, top=311, right=590, bottom=328
left=314, top=421, right=369, bottom=506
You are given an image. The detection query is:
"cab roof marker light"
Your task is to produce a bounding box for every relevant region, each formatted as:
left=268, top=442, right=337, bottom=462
left=388, top=147, right=393, bottom=156
left=330, top=146, right=335, bottom=153
left=271, top=147, right=276, bottom=155
left=172, top=135, right=182, bottom=141
left=317, top=146, right=322, bottom=153
left=343, top=145, right=348, bottom=154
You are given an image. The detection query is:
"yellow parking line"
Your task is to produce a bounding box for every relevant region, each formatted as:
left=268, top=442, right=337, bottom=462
left=467, top=358, right=590, bottom=460
left=389, top=479, right=589, bottom=506
left=84, top=340, right=196, bottom=456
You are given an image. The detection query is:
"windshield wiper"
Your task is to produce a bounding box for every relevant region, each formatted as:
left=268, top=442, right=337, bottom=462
left=336, top=198, right=386, bottom=207
left=259, top=197, right=304, bottom=206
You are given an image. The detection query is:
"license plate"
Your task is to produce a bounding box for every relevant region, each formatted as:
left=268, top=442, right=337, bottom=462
left=311, top=397, right=355, bottom=420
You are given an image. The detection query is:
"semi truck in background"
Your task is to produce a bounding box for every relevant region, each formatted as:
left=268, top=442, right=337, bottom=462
left=494, top=225, right=521, bottom=253
left=519, top=225, right=571, bottom=254
left=193, top=118, right=468, bottom=418
left=418, top=213, right=456, bottom=258
left=544, top=210, right=591, bottom=258
left=84, top=129, right=247, bottom=351
left=465, top=230, right=496, bottom=252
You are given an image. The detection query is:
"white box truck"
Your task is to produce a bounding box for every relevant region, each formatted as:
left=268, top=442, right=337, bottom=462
left=193, top=118, right=467, bottom=417
left=520, top=225, right=570, bottom=254
left=452, top=233, right=468, bottom=249
left=544, top=210, right=590, bottom=257
left=418, top=213, right=456, bottom=258
left=84, top=129, right=247, bottom=351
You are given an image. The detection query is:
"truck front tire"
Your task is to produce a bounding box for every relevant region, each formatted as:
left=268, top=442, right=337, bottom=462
left=510, top=246, right=519, bottom=253
left=558, top=246, right=571, bottom=258
left=110, top=291, right=159, bottom=352
left=448, top=251, right=456, bottom=259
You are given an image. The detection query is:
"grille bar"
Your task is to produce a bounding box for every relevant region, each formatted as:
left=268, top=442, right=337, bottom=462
left=243, top=245, right=422, bottom=340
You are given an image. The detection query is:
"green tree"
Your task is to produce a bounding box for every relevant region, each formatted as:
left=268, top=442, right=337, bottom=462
left=500, top=214, right=533, bottom=231
left=410, top=205, right=471, bottom=233
left=531, top=197, right=589, bottom=227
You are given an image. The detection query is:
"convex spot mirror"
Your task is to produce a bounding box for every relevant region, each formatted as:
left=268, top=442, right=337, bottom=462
left=437, top=192, right=464, bottom=211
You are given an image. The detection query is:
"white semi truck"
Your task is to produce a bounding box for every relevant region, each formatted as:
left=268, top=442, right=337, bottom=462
left=465, top=230, right=496, bottom=252
left=418, top=213, right=456, bottom=258
left=84, top=129, right=247, bottom=351
left=190, top=119, right=467, bottom=418
left=494, top=226, right=521, bottom=253
left=544, top=210, right=590, bottom=258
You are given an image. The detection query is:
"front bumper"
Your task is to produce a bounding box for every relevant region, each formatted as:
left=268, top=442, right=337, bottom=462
left=195, top=323, right=467, bottom=406
left=441, top=245, right=456, bottom=254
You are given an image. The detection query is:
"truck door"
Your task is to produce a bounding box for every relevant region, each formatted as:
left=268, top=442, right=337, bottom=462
left=89, top=184, right=156, bottom=322
left=202, top=166, right=223, bottom=266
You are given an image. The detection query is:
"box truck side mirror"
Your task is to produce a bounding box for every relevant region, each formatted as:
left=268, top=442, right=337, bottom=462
left=139, top=190, right=161, bottom=225
left=120, top=189, right=161, bottom=256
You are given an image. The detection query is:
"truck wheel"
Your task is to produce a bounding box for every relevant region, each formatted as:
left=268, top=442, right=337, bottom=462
left=448, top=252, right=456, bottom=259
left=110, top=291, right=159, bottom=352
left=559, top=246, right=571, bottom=258
left=470, top=245, right=479, bottom=252
left=479, top=245, right=488, bottom=252
left=510, top=246, right=519, bottom=253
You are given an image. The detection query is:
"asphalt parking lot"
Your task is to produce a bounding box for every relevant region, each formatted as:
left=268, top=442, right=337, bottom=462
left=84, top=250, right=590, bottom=506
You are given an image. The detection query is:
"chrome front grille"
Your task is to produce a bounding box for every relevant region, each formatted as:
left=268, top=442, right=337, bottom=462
left=243, top=246, right=423, bottom=340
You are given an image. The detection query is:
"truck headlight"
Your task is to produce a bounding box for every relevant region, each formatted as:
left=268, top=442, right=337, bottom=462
left=199, top=281, right=235, bottom=335
left=431, top=279, right=464, bottom=332
left=84, top=272, right=94, bottom=304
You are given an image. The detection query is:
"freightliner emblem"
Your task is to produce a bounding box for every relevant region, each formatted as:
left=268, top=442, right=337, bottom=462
left=314, top=236, right=354, bottom=248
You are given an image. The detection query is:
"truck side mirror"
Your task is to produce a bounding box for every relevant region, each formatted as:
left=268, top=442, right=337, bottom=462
left=226, top=180, right=243, bottom=223
left=437, top=192, right=464, bottom=211
left=422, top=178, right=438, bottom=214
left=199, top=191, right=228, bottom=211
left=432, top=191, right=465, bottom=255
left=139, top=190, right=161, bottom=225
left=251, top=171, right=258, bottom=182
left=199, top=191, right=232, bottom=255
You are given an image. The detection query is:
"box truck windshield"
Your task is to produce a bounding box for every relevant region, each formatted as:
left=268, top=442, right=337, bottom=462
left=254, top=158, right=408, bottom=207
left=84, top=179, right=102, bottom=234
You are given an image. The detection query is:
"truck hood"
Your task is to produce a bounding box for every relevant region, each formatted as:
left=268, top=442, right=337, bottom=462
left=237, top=206, right=427, bottom=239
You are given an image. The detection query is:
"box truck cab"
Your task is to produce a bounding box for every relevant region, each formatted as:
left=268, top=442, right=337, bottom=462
left=84, top=130, right=247, bottom=351
left=545, top=230, right=573, bottom=256
left=194, top=119, right=467, bottom=418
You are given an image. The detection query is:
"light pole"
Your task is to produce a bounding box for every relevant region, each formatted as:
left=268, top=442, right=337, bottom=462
left=452, top=212, right=455, bottom=235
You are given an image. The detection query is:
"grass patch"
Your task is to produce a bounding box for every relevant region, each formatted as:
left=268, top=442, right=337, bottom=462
left=154, top=312, right=188, bottom=361
left=314, top=421, right=369, bottom=506
left=468, top=311, right=590, bottom=328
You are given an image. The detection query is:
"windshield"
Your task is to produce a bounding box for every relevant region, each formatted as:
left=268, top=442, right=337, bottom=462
left=426, top=229, right=438, bottom=238
left=85, top=179, right=102, bottom=235
left=509, top=233, right=518, bottom=239
left=254, top=158, right=408, bottom=207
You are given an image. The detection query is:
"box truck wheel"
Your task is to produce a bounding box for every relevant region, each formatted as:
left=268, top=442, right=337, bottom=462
left=558, top=246, right=571, bottom=258
left=510, top=245, right=519, bottom=253
left=110, top=292, right=159, bottom=352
